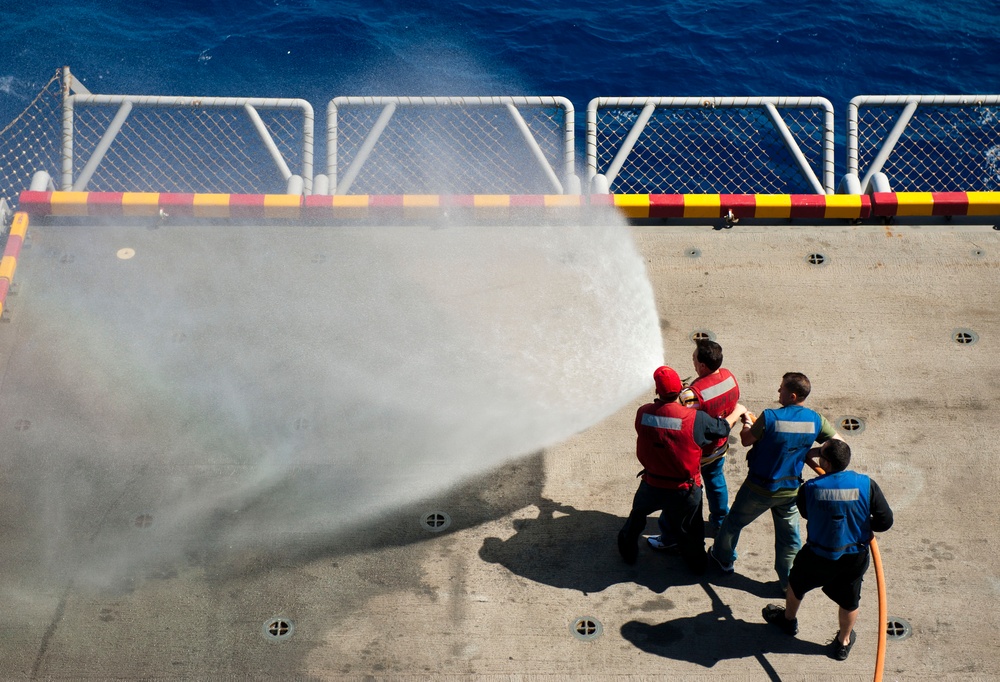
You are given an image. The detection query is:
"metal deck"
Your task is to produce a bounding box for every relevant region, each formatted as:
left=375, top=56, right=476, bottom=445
left=2, top=215, right=999, bottom=679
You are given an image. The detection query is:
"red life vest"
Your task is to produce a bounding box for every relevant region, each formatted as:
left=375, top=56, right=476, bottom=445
left=634, top=400, right=703, bottom=489
left=691, top=368, right=740, bottom=455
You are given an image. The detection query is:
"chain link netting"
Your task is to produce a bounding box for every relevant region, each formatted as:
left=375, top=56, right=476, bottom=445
left=856, top=104, right=1000, bottom=192
left=331, top=101, right=570, bottom=194
left=0, top=69, right=63, bottom=208
left=591, top=104, right=829, bottom=194
left=70, top=103, right=307, bottom=194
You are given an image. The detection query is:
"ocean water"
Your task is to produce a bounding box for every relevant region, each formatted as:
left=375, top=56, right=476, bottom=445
left=1, top=0, right=998, bottom=136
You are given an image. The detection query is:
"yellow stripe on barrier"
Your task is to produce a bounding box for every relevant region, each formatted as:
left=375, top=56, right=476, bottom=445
left=193, top=193, right=231, bottom=218
left=0, top=255, right=16, bottom=282
left=684, top=194, right=721, bottom=218
left=544, top=195, right=581, bottom=207
left=9, top=212, right=29, bottom=238
left=893, top=192, right=935, bottom=216
left=331, top=195, right=369, bottom=208
left=263, top=194, right=302, bottom=219
left=755, top=195, right=792, bottom=218
left=966, top=192, right=1000, bottom=216
left=50, top=191, right=90, bottom=216
left=824, top=194, right=864, bottom=219
left=473, top=195, right=511, bottom=208
left=613, top=194, right=650, bottom=219
left=122, top=192, right=161, bottom=217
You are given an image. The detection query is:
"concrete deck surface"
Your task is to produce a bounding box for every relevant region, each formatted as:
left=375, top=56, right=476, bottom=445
left=1, top=214, right=998, bottom=680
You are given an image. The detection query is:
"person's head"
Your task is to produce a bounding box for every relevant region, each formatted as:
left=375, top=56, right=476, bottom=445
left=778, top=372, right=811, bottom=406
left=692, top=340, right=723, bottom=376
left=820, top=439, right=851, bottom=473
left=653, top=365, right=682, bottom=401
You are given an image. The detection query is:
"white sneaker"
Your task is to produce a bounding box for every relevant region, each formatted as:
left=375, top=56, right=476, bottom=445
left=646, top=535, right=678, bottom=551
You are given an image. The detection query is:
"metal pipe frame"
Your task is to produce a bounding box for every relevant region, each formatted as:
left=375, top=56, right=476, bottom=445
left=848, top=94, right=1000, bottom=191
left=586, top=96, right=836, bottom=194
left=327, top=96, right=575, bottom=195
left=61, top=91, right=315, bottom=194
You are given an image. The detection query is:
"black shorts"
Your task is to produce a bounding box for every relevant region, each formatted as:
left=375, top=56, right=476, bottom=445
left=788, top=544, right=870, bottom=611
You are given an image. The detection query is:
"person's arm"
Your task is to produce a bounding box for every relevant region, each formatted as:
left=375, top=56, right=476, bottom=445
left=741, top=413, right=763, bottom=447
left=796, top=486, right=809, bottom=519
left=869, top=479, right=894, bottom=532
left=816, top=414, right=844, bottom=443
left=693, top=410, right=732, bottom=448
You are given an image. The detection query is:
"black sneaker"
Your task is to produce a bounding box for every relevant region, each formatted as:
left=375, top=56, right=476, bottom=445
left=832, top=629, right=857, bottom=661
left=762, top=604, right=798, bottom=636
left=617, top=528, right=637, bottom=565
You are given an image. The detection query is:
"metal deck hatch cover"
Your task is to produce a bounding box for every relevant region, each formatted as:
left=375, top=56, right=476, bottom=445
left=263, top=617, right=295, bottom=641
left=421, top=511, right=452, bottom=533
left=805, top=252, right=828, bottom=265
left=952, top=328, right=978, bottom=345
left=685, top=247, right=702, bottom=258
left=570, top=617, right=603, bottom=641
left=837, top=416, right=866, bottom=434
left=886, top=616, right=912, bottom=641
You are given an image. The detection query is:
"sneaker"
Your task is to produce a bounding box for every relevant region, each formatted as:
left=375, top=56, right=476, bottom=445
left=832, top=629, right=857, bottom=661
left=617, top=528, right=637, bottom=565
left=708, top=545, right=735, bottom=573
left=646, top=535, right=678, bottom=551
left=762, top=604, right=798, bottom=636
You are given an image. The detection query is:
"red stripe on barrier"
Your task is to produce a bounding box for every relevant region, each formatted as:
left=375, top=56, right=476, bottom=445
left=789, top=195, right=828, bottom=219
left=0, top=278, right=8, bottom=299
left=931, top=192, right=970, bottom=216
left=442, top=195, right=476, bottom=208
left=648, top=194, right=685, bottom=218
left=370, top=195, right=403, bottom=208
left=230, top=194, right=267, bottom=219
left=589, top=194, right=615, bottom=207
left=871, top=193, right=898, bottom=216
left=18, top=191, right=52, bottom=216
left=720, top=194, right=757, bottom=218
left=87, top=192, right=125, bottom=216
left=158, top=193, right=196, bottom=217
left=3, top=234, right=23, bottom=260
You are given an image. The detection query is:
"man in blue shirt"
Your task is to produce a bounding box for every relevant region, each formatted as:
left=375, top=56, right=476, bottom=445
left=709, top=372, right=840, bottom=591
left=762, top=439, right=894, bottom=661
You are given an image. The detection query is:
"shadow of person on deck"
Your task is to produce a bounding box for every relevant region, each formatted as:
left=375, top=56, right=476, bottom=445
left=620, top=582, right=828, bottom=672
left=478, top=499, right=775, bottom=596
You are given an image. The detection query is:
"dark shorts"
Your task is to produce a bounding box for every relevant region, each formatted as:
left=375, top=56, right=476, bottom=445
left=788, top=544, right=870, bottom=611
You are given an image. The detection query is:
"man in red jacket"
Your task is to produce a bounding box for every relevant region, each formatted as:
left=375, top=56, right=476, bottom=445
left=618, top=365, right=747, bottom=574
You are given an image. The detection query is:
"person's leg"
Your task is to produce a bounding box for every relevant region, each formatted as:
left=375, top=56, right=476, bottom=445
left=712, top=482, right=770, bottom=566
left=701, top=456, right=728, bottom=529
left=671, top=485, right=707, bottom=573
left=838, top=607, right=859, bottom=644
left=785, top=585, right=803, bottom=618
left=770, top=496, right=802, bottom=589
left=618, top=482, right=664, bottom=563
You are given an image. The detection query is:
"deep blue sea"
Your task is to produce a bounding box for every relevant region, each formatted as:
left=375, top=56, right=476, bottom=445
left=2, top=0, right=998, bottom=136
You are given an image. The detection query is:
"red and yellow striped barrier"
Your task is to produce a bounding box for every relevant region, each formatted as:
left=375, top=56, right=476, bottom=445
left=600, top=193, right=871, bottom=220
left=870, top=191, right=1000, bottom=217
left=0, top=212, right=29, bottom=318
left=18, top=190, right=1000, bottom=221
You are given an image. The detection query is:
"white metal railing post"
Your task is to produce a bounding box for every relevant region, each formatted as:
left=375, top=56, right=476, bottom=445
left=764, top=102, right=825, bottom=194
left=506, top=103, right=562, bottom=194
left=335, top=102, right=396, bottom=196
left=604, top=101, right=656, bottom=187
left=859, top=101, right=919, bottom=194
left=72, top=101, right=133, bottom=191
left=244, top=103, right=294, bottom=185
